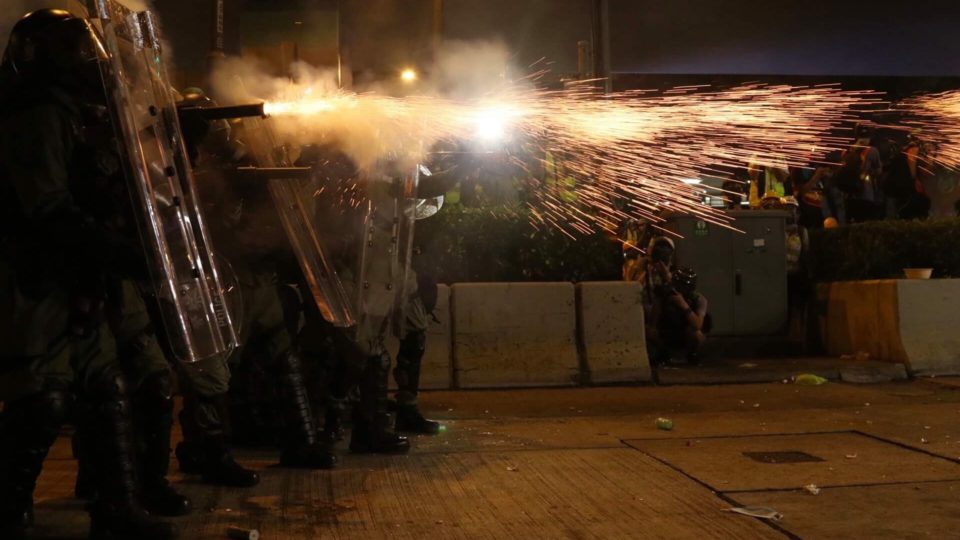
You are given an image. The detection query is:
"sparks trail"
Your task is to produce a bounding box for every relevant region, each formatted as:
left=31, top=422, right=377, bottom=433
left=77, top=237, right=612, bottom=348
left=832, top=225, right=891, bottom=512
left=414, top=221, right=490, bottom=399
left=898, top=90, right=960, bottom=171
left=261, top=82, right=881, bottom=236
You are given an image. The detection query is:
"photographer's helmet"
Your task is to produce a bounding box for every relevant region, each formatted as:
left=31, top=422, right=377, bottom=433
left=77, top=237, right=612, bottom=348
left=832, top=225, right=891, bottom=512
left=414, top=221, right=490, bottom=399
left=672, top=266, right=697, bottom=295
left=647, top=236, right=675, bottom=262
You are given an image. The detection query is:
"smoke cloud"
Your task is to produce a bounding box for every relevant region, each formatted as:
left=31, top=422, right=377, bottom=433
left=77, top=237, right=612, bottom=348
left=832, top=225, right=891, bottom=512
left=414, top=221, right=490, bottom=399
left=209, top=40, right=517, bottom=172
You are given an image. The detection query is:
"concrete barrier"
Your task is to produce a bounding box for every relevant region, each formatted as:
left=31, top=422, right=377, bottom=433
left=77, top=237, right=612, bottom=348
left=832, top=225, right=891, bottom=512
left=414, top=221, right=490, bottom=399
left=897, top=279, right=960, bottom=376
left=576, top=282, right=652, bottom=384
left=817, top=280, right=908, bottom=365
left=451, top=283, right=580, bottom=388
left=817, top=279, right=960, bottom=376
left=387, top=285, right=452, bottom=391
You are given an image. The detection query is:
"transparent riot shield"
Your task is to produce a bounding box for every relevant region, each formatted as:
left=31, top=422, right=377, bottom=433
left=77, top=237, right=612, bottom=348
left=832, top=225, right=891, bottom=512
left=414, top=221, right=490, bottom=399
left=269, top=178, right=356, bottom=328
left=350, top=166, right=419, bottom=342
left=393, top=168, right=420, bottom=328
left=85, top=0, right=237, bottom=362
left=236, top=116, right=356, bottom=328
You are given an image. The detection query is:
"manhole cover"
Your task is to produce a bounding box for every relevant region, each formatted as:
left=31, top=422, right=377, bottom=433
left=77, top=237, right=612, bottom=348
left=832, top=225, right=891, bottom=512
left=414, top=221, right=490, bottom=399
left=743, top=451, right=824, bottom=464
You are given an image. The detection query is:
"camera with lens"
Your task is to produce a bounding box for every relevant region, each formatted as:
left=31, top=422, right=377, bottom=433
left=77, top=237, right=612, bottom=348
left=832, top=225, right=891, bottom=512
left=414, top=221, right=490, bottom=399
left=654, top=283, right=677, bottom=298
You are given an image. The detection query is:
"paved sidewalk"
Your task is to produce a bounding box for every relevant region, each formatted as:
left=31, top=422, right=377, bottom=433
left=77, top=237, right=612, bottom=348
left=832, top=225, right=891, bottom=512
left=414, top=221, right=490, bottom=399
left=29, top=378, right=960, bottom=538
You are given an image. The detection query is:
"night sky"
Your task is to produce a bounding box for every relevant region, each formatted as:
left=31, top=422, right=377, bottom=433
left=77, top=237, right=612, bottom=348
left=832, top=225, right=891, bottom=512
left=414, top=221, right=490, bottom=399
left=443, top=0, right=594, bottom=74
left=25, top=0, right=956, bottom=80
left=609, top=0, right=960, bottom=76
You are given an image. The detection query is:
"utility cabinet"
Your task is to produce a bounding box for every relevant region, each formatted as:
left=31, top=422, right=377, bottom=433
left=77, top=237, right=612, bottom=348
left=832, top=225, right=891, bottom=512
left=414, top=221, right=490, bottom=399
left=663, top=211, right=788, bottom=336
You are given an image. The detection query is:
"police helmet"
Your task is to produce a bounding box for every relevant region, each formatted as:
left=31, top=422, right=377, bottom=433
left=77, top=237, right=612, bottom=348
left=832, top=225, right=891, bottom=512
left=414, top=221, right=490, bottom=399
left=2, top=9, right=108, bottom=92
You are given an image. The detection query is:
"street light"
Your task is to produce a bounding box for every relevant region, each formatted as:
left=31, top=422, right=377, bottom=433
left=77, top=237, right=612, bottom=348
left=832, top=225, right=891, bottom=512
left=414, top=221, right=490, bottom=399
left=400, top=68, right=418, bottom=83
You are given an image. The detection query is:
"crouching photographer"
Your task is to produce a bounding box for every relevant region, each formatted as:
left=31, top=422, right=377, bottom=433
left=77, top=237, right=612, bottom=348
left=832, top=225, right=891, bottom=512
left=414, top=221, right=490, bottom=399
left=642, top=236, right=710, bottom=366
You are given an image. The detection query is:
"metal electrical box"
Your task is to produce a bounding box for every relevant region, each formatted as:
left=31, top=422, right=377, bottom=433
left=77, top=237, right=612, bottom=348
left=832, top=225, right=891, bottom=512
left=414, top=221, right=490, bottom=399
left=664, top=211, right=788, bottom=336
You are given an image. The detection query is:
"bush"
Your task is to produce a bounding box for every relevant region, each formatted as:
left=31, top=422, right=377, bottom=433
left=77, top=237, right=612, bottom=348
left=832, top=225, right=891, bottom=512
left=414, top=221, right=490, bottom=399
left=415, top=206, right=622, bottom=283
left=809, top=218, right=960, bottom=281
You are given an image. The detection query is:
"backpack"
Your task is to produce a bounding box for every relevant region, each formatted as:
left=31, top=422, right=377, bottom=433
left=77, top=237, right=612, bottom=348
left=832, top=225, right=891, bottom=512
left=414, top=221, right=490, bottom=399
left=883, top=150, right=916, bottom=199
left=833, top=147, right=869, bottom=195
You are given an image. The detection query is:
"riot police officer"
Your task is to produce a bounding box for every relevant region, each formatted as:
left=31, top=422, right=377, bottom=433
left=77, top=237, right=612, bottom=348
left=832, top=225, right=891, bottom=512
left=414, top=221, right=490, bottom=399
left=294, top=145, right=412, bottom=454
left=392, top=222, right=444, bottom=434
left=0, top=9, right=176, bottom=539
left=302, top=145, right=457, bottom=447
left=175, top=90, right=337, bottom=474
left=74, top=280, right=193, bottom=516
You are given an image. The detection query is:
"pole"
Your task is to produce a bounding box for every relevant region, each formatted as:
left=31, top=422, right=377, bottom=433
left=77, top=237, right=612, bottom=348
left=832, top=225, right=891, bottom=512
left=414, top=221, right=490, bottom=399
left=432, top=0, right=444, bottom=62
left=209, top=0, right=226, bottom=69
left=577, top=40, right=591, bottom=80
left=336, top=0, right=343, bottom=88
left=600, top=0, right=612, bottom=93
left=591, top=0, right=612, bottom=93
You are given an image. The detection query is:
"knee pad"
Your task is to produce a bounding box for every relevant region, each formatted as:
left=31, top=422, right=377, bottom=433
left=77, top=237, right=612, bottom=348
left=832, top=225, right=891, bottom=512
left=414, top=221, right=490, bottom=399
left=88, top=368, right=129, bottom=403
left=138, top=371, right=175, bottom=412
left=29, top=387, right=74, bottom=428
left=399, top=332, right=426, bottom=359
left=368, top=352, right=391, bottom=373
left=3, top=387, right=74, bottom=442
left=278, top=350, right=304, bottom=373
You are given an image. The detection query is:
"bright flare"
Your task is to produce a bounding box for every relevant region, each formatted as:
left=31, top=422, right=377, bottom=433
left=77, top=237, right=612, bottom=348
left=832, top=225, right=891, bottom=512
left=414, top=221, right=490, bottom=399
left=472, top=104, right=524, bottom=142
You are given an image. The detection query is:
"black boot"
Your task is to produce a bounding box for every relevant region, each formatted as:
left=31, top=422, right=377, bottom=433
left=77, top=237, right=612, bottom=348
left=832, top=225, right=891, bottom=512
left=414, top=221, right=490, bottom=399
left=396, top=405, right=442, bottom=435
left=321, top=403, right=345, bottom=444
left=394, top=332, right=442, bottom=435
left=228, top=359, right=280, bottom=448
left=177, top=393, right=259, bottom=487
left=84, top=371, right=177, bottom=540
left=319, top=345, right=350, bottom=445
left=72, top=422, right=97, bottom=501
left=350, top=353, right=410, bottom=455
left=135, top=372, right=191, bottom=517
left=276, top=352, right=337, bottom=469
left=0, top=389, right=72, bottom=539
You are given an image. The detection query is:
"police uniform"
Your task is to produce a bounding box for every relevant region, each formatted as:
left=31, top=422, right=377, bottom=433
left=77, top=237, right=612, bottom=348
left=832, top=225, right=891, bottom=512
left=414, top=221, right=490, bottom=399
left=294, top=154, right=411, bottom=455
left=173, top=111, right=336, bottom=475
left=0, top=10, right=176, bottom=539
left=391, top=261, right=443, bottom=434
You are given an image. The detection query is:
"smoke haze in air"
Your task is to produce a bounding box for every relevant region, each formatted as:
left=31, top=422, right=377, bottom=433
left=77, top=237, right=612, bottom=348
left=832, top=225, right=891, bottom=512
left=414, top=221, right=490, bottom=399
left=209, top=40, right=519, bottom=172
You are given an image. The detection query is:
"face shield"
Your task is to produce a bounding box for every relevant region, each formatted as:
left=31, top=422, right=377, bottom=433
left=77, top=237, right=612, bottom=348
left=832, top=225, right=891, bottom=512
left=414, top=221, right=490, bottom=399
left=406, top=195, right=444, bottom=221
left=55, top=18, right=109, bottom=100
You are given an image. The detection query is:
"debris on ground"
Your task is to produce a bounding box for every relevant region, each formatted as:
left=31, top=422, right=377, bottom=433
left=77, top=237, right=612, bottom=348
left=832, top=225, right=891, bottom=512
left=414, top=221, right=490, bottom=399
left=840, top=351, right=872, bottom=362
left=794, top=374, right=829, bottom=386
left=845, top=453, right=858, bottom=459
left=506, top=466, right=520, bottom=472
left=803, top=484, right=821, bottom=495
left=226, top=526, right=260, bottom=540
left=655, top=417, right=674, bottom=431
left=724, top=506, right=783, bottom=521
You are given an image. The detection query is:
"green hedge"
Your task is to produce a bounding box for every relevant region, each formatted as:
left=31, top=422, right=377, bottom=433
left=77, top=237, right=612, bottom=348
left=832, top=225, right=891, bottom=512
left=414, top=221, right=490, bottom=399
left=418, top=209, right=960, bottom=284
left=415, top=206, right=622, bottom=283
left=809, top=218, right=960, bottom=281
